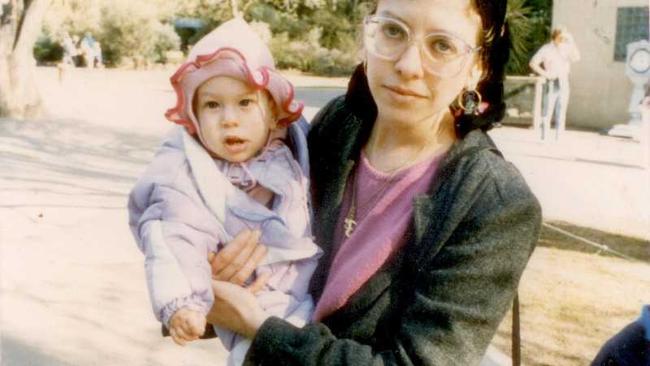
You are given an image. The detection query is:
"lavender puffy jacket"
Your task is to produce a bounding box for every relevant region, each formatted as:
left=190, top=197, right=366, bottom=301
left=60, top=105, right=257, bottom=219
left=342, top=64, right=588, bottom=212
left=128, top=122, right=321, bottom=348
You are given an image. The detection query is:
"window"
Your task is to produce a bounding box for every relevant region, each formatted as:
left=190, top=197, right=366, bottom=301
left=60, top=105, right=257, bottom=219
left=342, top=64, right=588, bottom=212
left=614, top=7, right=649, bottom=62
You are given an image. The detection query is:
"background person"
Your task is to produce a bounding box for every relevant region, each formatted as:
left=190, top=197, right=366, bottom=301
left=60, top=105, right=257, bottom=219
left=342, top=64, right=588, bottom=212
left=529, top=28, right=580, bottom=140
left=57, top=31, right=78, bottom=83
left=79, top=32, right=97, bottom=68
left=591, top=305, right=650, bottom=366
left=92, top=40, right=104, bottom=68
left=60, top=31, right=78, bottom=67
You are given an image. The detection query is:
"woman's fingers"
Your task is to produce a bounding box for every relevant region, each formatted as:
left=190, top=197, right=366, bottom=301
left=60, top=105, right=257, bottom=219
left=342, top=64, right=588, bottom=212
left=207, top=280, right=269, bottom=338
left=209, top=230, right=249, bottom=277
left=210, top=230, right=255, bottom=279
left=211, top=230, right=264, bottom=284
left=246, top=270, right=271, bottom=294
left=231, top=243, right=267, bottom=286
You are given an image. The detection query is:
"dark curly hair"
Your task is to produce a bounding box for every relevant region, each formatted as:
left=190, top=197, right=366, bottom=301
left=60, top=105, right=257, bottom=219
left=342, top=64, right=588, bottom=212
left=456, top=0, right=511, bottom=138
left=345, top=0, right=511, bottom=139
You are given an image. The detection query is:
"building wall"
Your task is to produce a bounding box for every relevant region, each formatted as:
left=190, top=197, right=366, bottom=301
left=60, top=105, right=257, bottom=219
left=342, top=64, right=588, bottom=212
left=552, top=0, right=647, bottom=130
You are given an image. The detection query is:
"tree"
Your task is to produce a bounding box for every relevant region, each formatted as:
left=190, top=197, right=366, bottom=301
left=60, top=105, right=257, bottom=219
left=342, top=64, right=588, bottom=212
left=506, top=0, right=534, bottom=74
left=0, top=0, right=50, bottom=118
left=506, top=0, right=553, bottom=75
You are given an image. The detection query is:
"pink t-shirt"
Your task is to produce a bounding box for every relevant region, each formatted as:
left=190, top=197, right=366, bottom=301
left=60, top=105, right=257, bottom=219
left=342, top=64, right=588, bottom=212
left=313, top=151, right=444, bottom=321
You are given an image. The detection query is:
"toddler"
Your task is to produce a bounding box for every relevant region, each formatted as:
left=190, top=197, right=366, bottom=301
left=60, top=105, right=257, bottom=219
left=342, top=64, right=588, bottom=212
left=128, top=18, right=321, bottom=365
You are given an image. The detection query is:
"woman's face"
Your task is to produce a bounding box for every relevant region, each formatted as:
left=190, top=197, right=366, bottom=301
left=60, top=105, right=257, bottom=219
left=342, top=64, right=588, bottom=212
left=365, top=0, right=484, bottom=126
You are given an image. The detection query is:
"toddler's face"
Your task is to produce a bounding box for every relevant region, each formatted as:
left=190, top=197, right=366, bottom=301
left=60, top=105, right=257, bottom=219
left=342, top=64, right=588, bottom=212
left=195, top=76, right=276, bottom=163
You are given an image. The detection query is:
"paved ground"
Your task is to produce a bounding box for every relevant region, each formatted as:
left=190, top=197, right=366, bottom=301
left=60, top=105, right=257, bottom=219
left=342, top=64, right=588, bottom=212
left=0, top=67, right=648, bottom=365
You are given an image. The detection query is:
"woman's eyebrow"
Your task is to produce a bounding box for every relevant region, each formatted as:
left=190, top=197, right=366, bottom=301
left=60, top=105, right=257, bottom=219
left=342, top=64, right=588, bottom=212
left=375, top=10, right=464, bottom=40
left=376, top=10, right=408, bottom=25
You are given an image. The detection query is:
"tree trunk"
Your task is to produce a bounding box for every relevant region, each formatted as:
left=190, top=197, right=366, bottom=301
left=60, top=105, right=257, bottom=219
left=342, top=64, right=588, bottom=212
left=230, top=0, right=241, bottom=18
left=0, top=0, right=50, bottom=119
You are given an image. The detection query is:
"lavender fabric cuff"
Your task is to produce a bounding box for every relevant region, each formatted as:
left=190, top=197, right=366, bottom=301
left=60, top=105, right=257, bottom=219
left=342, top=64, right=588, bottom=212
left=160, top=293, right=212, bottom=327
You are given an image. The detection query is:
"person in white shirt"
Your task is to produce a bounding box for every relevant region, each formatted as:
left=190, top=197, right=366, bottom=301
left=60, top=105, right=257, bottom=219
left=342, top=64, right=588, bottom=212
left=530, top=28, right=580, bottom=140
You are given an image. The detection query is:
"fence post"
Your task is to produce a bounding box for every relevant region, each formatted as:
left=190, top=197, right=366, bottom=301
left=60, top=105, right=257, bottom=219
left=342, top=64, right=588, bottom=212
left=533, top=77, right=544, bottom=140
left=512, top=293, right=521, bottom=366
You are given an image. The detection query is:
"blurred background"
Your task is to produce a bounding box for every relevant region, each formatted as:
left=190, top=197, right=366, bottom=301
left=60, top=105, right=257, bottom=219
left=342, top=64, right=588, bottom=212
left=0, top=1, right=648, bottom=365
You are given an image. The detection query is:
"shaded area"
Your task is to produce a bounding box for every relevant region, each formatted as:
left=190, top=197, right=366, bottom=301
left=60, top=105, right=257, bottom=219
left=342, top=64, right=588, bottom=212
left=538, top=221, right=650, bottom=262
left=0, top=117, right=162, bottom=205
left=518, top=153, right=646, bottom=170
left=1, top=337, right=74, bottom=366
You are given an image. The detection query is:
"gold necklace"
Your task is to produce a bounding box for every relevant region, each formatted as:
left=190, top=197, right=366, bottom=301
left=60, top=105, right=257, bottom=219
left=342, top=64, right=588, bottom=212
left=343, top=167, right=397, bottom=238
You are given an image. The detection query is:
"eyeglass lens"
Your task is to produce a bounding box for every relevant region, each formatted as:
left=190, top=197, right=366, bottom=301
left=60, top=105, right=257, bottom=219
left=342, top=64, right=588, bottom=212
left=365, top=17, right=472, bottom=76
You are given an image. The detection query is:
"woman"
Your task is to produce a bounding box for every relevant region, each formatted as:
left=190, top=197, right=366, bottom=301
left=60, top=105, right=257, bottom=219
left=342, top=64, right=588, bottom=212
left=206, top=0, right=542, bottom=364
left=529, top=28, right=580, bottom=140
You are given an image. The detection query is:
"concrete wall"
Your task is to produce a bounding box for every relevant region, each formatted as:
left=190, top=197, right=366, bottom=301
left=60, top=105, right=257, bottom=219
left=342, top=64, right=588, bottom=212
left=552, top=0, right=647, bottom=130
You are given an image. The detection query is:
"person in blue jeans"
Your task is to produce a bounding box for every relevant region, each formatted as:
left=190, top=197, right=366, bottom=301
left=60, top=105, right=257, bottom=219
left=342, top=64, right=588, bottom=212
left=530, top=28, right=580, bottom=140
left=592, top=305, right=650, bottom=365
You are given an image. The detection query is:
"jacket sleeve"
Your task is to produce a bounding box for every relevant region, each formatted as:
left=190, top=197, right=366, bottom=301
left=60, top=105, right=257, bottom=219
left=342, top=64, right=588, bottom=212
left=129, top=163, right=222, bottom=327
left=244, top=179, right=541, bottom=365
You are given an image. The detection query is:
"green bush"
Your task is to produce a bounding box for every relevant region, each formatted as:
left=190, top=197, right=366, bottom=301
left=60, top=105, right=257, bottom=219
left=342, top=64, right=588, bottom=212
left=248, top=3, right=307, bottom=39
left=152, top=22, right=181, bottom=63
left=98, top=0, right=179, bottom=67
left=309, top=48, right=358, bottom=76
left=269, top=26, right=358, bottom=76
left=270, top=33, right=313, bottom=70
left=33, top=33, right=64, bottom=64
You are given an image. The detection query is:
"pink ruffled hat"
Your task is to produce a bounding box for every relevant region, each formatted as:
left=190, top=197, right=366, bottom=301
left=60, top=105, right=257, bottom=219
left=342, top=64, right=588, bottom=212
left=165, top=18, right=304, bottom=137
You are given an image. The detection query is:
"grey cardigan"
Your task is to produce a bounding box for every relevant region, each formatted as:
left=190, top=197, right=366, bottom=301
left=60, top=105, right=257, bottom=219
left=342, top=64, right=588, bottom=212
left=244, top=93, right=542, bottom=365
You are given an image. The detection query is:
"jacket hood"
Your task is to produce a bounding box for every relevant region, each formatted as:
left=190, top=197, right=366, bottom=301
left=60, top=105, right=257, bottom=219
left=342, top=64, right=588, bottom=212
left=165, top=18, right=303, bottom=138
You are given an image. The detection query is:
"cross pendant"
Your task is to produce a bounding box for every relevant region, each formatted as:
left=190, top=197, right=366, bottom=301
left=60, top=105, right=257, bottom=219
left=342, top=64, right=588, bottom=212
left=344, top=218, right=357, bottom=238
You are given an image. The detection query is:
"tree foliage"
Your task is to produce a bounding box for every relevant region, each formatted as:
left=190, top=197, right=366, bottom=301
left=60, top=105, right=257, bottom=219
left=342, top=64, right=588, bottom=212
left=34, top=0, right=552, bottom=75
left=176, top=0, right=550, bottom=76
left=43, top=0, right=179, bottom=66
left=175, top=0, right=372, bottom=75
left=98, top=0, right=179, bottom=66
left=507, top=0, right=553, bottom=75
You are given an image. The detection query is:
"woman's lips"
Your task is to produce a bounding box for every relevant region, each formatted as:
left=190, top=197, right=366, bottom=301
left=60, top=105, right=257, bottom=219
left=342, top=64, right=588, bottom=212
left=383, top=85, right=427, bottom=99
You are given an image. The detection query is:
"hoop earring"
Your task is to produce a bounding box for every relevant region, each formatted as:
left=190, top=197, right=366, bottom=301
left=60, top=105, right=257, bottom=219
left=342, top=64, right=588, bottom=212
left=457, top=89, right=482, bottom=116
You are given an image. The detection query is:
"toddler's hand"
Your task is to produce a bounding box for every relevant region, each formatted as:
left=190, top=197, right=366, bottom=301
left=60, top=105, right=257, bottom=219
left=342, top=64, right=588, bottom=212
left=169, top=308, right=206, bottom=346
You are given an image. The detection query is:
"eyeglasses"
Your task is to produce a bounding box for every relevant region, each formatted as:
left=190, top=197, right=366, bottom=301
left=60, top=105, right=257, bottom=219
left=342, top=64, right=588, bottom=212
left=363, top=15, right=481, bottom=78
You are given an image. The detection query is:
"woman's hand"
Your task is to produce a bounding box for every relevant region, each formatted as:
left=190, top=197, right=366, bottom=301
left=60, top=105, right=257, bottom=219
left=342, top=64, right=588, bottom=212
left=206, top=229, right=272, bottom=338
left=208, top=229, right=268, bottom=287
left=206, top=280, right=270, bottom=339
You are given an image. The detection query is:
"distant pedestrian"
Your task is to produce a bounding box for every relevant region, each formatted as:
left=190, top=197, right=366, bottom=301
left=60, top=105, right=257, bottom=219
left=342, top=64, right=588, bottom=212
left=92, top=40, right=104, bottom=68
left=57, top=32, right=78, bottom=83
left=61, top=32, right=78, bottom=66
left=530, top=28, right=580, bottom=140
left=80, top=32, right=97, bottom=68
